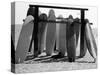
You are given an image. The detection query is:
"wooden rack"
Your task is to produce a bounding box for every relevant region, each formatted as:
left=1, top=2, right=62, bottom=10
left=28, top=4, right=89, bottom=57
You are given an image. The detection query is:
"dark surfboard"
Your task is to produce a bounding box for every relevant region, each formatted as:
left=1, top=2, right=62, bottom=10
left=38, top=13, right=47, bottom=54
left=66, top=16, right=76, bottom=62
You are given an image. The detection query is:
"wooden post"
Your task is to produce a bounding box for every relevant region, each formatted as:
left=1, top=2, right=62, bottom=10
left=54, top=41, right=56, bottom=51
left=11, top=36, right=15, bottom=63
left=80, top=10, right=87, bottom=57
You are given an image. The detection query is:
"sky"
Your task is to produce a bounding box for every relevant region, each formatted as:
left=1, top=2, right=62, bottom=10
left=13, top=1, right=97, bottom=28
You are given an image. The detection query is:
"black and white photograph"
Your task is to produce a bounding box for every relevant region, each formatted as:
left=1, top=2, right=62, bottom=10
left=11, top=1, right=98, bottom=73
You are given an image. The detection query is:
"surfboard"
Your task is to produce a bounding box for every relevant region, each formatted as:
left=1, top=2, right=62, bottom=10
left=73, top=18, right=80, bottom=46
left=79, top=37, right=87, bottom=58
left=38, top=13, right=47, bottom=55
left=72, top=18, right=80, bottom=57
left=71, top=18, right=87, bottom=58
left=55, top=16, right=62, bottom=53
left=58, top=17, right=66, bottom=56
left=46, top=9, right=56, bottom=56
left=56, top=18, right=60, bottom=51
left=73, top=18, right=86, bottom=57
left=85, top=20, right=97, bottom=62
left=66, top=16, right=76, bottom=62
left=15, top=15, right=34, bottom=63
left=79, top=18, right=88, bottom=58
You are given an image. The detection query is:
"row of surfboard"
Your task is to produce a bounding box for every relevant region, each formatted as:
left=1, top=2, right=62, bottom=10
left=11, top=8, right=97, bottom=64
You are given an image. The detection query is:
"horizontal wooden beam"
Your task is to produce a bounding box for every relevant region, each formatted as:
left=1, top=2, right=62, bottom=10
left=39, top=20, right=78, bottom=23
left=23, top=19, right=92, bottom=25
left=29, top=5, right=88, bottom=11
left=39, top=20, right=92, bottom=25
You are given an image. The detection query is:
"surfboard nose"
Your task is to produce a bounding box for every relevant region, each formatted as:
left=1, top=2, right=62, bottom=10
left=23, top=15, right=34, bottom=25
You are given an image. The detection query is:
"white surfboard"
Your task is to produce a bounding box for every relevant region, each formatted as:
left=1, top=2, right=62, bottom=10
left=85, top=20, right=97, bottom=62
left=55, top=15, right=63, bottom=53
left=56, top=19, right=60, bottom=51
left=46, top=9, right=56, bottom=56
left=15, top=15, right=34, bottom=63
left=73, top=18, right=80, bottom=56
left=58, top=17, right=66, bottom=56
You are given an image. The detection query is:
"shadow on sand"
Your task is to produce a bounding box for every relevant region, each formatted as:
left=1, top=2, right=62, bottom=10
left=25, top=54, right=95, bottom=64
